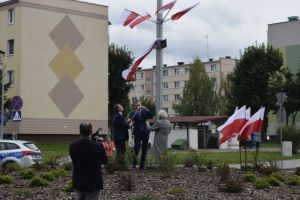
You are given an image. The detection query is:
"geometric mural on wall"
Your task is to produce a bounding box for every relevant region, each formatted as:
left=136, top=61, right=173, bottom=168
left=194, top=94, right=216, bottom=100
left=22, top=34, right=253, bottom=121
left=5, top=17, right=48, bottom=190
left=48, top=15, right=85, bottom=118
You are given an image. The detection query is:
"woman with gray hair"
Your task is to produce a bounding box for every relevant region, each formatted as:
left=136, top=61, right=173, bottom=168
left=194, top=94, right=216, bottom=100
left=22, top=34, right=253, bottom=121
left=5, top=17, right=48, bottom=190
left=149, top=110, right=171, bottom=164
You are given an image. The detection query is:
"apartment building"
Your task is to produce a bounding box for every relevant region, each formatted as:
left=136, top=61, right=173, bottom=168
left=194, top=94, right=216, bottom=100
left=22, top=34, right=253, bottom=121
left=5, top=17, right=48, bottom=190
left=0, top=0, right=108, bottom=140
left=268, top=16, right=300, bottom=74
left=129, top=57, right=237, bottom=116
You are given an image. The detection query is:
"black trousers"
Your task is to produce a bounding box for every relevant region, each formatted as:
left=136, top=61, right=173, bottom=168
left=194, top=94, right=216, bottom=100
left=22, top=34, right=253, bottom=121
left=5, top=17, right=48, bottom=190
left=132, top=133, right=149, bottom=169
left=114, top=140, right=126, bottom=161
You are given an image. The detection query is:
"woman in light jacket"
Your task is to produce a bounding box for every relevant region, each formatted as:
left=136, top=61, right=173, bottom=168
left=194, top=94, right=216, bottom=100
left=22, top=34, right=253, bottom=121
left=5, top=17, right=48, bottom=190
left=149, top=110, right=171, bottom=163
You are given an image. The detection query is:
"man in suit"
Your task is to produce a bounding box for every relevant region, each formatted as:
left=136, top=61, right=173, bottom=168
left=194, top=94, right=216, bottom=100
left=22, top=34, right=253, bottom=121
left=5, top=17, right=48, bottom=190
left=130, top=102, right=154, bottom=169
left=69, top=122, right=108, bottom=200
left=112, top=103, right=129, bottom=161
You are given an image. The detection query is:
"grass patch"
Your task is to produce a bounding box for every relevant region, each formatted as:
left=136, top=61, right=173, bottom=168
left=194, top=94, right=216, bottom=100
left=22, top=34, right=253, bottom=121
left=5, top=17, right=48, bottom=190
left=36, top=143, right=69, bottom=162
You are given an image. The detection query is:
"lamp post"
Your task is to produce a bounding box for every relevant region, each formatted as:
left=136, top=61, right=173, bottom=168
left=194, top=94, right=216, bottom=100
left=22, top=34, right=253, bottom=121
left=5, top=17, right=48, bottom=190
left=0, top=50, right=5, bottom=140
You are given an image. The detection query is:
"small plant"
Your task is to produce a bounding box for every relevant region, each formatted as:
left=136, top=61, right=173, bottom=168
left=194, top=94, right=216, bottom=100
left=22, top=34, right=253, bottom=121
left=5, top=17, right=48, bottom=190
left=241, top=163, right=253, bottom=172
left=40, top=172, right=55, bottom=181
left=257, top=161, right=279, bottom=176
left=243, top=173, right=256, bottom=182
left=193, top=151, right=206, bottom=173
left=20, top=168, right=35, bottom=179
left=218, top=177, right=243, bottom=193
left=64, top=180, right=73, bottom=192
left=51, top=168, right=67, bottom=178
left=266, top=176, right=281, bottom=186
left=118, top=174, right=134, bottom=191
left=43, top=156, right=61, bottom=170
left=12, top=189, right=33, bottom=198
left=254, top=178, right=271, bottom=189
left=105, top=159, right=127, bottom=174
left=62, top=162, right=73, bottom=171
left=206, top=160, right=214, bottom=170
left=132, top=195, right=156, bottom=200
left=294, top=167, right=300, bottom=176
left=216, top=162, right=230, bottom=181
left=287, top=175, right=300, bottom=186
left=2, top=162, right=21, bottom=173
left=168, top=187, right=185, bottom=199
left=270, top=171, right=285, bottom=182
left=29, top=177, right=49, bottom=187
left=183, top=151, right=195, bottom=168
left=159, top=152, right=175, bottom=178
left=0, top=174, right=14, bottom=184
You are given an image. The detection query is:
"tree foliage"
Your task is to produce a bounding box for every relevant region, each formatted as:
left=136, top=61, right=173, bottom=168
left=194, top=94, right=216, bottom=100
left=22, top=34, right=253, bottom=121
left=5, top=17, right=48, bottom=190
left=108, top=44, right=134, bottom=120
left=0, top=69, right=13, bottom=126
left=138, top=96, right=156, bottom=115
left=173, top=57, right=216, bottom=116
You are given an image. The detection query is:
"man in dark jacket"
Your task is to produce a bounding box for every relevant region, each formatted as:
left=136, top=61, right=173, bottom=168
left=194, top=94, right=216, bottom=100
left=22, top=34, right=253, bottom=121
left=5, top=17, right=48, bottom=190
left=112, top=103, right=129, bottom=161
left=69, top=122, right=108, bottom=200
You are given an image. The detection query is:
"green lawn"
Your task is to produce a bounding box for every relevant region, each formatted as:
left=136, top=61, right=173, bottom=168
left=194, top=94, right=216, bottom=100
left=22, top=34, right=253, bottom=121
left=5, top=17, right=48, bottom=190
left=37, top=143, right=69, bottom=162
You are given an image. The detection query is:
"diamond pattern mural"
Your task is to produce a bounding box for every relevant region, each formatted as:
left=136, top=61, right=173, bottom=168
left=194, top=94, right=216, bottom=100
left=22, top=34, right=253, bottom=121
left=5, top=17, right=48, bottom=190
left=48, top=15, right=85, bottom=118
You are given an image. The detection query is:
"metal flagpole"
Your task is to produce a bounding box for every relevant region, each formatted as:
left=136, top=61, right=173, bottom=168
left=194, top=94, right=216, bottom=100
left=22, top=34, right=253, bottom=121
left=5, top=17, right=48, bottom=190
left=156, top=0, right=163, bottom=115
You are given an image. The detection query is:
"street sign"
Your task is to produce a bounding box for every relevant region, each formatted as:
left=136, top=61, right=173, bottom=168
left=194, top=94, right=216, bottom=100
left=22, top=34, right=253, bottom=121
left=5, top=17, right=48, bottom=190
left=11, top=96, right=23, bottom=111
left=0, top=112, right=8, bottom=124
left=12, top=110, right=21, bottom=121
left=276, top=92, right=287, bottom=105
left=277, top=107, right=287, bottom=123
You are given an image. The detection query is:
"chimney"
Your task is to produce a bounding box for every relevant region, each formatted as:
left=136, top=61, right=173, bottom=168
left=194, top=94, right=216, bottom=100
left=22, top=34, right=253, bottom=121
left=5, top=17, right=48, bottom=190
left=288, top=16, right=299, bottom=21
left=225, top=56, right=231, bottom=59
left=209, top=58, right=213, bottom=62
left=163, top=64, right=167, bottom=67
left=177, top=62, right=185, bottom=65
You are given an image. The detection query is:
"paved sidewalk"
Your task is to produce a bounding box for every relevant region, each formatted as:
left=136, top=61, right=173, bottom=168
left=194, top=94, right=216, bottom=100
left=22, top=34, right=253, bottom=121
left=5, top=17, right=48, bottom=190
left=229, top=159, right=300, bottom=170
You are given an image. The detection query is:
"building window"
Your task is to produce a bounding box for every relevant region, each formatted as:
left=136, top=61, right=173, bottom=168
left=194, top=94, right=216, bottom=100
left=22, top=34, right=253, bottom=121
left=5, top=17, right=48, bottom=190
left=174, top=69, right=179, bottom=75
left=163, top=107, right=168, bottom=113
left=131, top=97, right=138, bottom=104
left=7, top=70, right=14, bottom=84
left=7, top=39, right=14, bottom=55
left=8, top=8, right=15, bottom=24
left=163, top=82, right=168, bottom=89
left=146, top=78, right=151, bottom=84
left=184, top=81, right=188, bottom=86
left=140, top=84, right=144, bottom=91
left=163, top=95, right=168, bottom=102
left=174, top=81, right=180, bottom=88
left=140, top=72, right=144, bottom=79
left=185, top=68, right=188, bottom=74
left=174, top=94, right=180, bottom=101
left=211, top=64, right=217, bottom=72
left=146, top=90, right=151, bottom=96
left=163, top=69, right=168, bottom=76
left=131, top=85, right=136, bottom=92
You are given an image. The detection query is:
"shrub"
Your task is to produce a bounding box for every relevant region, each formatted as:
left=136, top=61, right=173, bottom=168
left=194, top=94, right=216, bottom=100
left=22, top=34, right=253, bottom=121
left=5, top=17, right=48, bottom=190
left=254, top=178, right=271, bottom=189
left=0, top=174, right=14, bottom=184
left=29, top=177, right=49, bottom=187
left=270, top=171, right=285, bottom=182
left=51, top=169, right=67, bottom=178
left=266, top=176, right=281, bottom=186
left=20, top=168, right=35, bottom=179
left=287, top=175, right=300, bottom=186
left=294, top=167, right=300, bottom=176
left=192, top=151, right=206, bottom=172
left=183, top=157, right=194, bottom=168
left=216, top=162, right=230, bottom=181
left=243, top=173, right=256, bottom=182
left=64, top=180, right=73, bottom=192
left=257, top=161, right=279, bottom=176
left=62, top=162, right=73, bottom=171
left=218, top=177, right=243, bottom=193
left=40, top=172, right=55, bottom=181
left=278, top=125, right=300, bottom=154
left=206, top=160, right=215, bottom=170
left=12, top=189, right=33, bottom=198
left=2, top=162, right=21, bottom=173
left=118, top=174, right=134, bottom=191
left=159, top=152, right=175, bottom=178
left=168, top=187, right=185, bottom=199
left=31, top=163, right=48, bottom=171
left=43, top=156, right=61, bottom=170
left=105, top=159, right=127, bottom=174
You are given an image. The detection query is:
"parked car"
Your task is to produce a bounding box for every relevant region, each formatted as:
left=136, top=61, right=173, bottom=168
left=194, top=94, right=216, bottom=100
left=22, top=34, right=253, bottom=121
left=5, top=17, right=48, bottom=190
left=0, top=140, right=42, bottom=168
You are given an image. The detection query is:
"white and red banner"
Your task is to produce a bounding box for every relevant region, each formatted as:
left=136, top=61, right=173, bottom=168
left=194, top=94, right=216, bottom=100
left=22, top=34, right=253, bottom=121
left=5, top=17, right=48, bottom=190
left=156, top=0, right=177, bottom=15
left=122, top=40, right=157, bottom=81
left=129, top=13, right=152, bottom=29
left=218, top=106, right=247, bottom=145
left=237, top=107, right=265, bottom=141
left=171, top=3, right=199, bottom=20
left=119, top=9, right=139, bottom=26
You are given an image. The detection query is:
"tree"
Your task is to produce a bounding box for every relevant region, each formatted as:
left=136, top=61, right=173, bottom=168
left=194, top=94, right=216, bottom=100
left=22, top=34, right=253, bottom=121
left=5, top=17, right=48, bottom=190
left=139, top=96, right=156, bottom=115
left=108, top=44, right=134, bottom=121
left=215, top=74, right=235, bottom=115
left=228, top=44, right=283, bottom=132
left=173, top=57, right=216, bottom=116
left=0, top=69, right=13, bottom=125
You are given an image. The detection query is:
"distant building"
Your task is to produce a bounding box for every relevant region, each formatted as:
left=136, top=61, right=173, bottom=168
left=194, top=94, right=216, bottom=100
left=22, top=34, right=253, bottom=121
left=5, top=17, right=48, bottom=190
left=129, top=57, right=237, bottom=116
left=0, top=0, right=109, bottom=141
left=268, top=16, right=300, bottom=74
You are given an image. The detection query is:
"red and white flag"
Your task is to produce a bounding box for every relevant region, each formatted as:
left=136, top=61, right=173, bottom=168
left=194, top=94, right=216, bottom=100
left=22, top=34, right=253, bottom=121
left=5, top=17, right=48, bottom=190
left=218, top=105, right=247, bottom=145
left=156, top=0, right=177, bottom=15
left=119, top=9, right=139, bottom=26
left=171, top=3, right=199, bottom=21
left=237, top=107, right=265, bottom=141
left=129, top=13, right=151, bottom=29
left=122, top=40, right=157, bottom=81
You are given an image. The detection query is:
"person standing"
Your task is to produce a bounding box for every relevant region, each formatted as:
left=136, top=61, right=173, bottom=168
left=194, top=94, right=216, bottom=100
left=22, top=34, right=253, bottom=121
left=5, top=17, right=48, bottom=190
left=149, top=110, right=171, bottom=166
left=69, top=122, right=108, bottom=200
left=130, top=102, right=154, bottom=169
left=112, top=103, right=129, bottom=161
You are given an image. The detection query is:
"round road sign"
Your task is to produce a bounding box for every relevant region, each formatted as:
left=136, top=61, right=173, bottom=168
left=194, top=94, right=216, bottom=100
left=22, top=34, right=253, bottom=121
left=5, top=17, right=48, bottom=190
left=11, top=96, right=23, bottom=111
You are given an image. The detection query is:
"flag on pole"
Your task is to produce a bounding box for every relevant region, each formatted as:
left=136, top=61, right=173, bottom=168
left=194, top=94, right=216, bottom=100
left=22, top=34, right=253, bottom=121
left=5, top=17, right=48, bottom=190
left=156, top=0, right=177, bottom=15
left=122, top=40, right=157, bottom=81
left=129, top=13, right=152, bottom=29
left=218, top=105, right=247, bottom=145
left=119, top=9, right=139, bottom=26
left=237, top=107, right=265, bottom=141
left=171, top=3, right=199, bottom=21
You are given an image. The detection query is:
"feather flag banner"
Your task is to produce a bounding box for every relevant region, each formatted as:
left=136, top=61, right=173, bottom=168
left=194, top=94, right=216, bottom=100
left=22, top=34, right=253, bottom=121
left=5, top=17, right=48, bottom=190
left=156, top=0, right=177, bottom=15
left=171, top=3, right=199, bottom=21
left=122, top=40, right=157, bottom=81
left=120, top=9, right=139, bottom=26
left=129, top=13, right=152, bottom=29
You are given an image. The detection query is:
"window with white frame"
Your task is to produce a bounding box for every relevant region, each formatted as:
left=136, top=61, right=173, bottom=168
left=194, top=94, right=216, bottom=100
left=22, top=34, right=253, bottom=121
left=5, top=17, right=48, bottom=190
left=163, top=82, right=168, bottom=89
left=140, top=72, right=144, bottom=79
left=163, top=95, right=168, bottom=102
left=146, top=90, right=151, bottom=96
left=146, top=78, right=151, bottom=84
left=7, top=70, right=14, bottom=84
left=7, top=39, right=14, bottom=55
left=8, top=8, right=15, bottom=24
left=174, top=94, right=180, bottom=101
left=163, top=69, right=168, bottom=76
left=174, top=81, right=180, bottom=88
left=174, top=69, right=179, bottom=75
left=185, top=68, right=188, bottom=74
left=140, top=84, right=144, bottom=91
left=211, top=64, right=217, bottom=72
